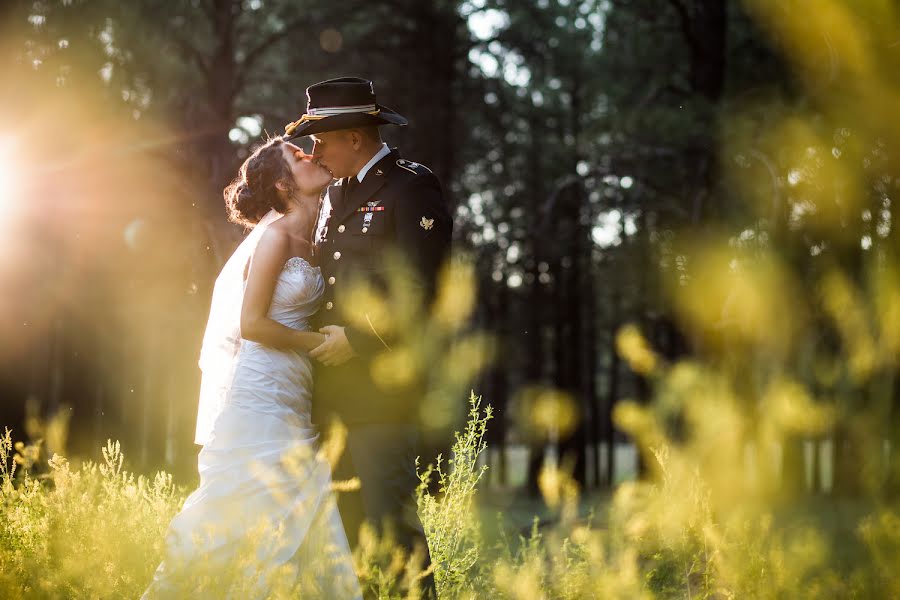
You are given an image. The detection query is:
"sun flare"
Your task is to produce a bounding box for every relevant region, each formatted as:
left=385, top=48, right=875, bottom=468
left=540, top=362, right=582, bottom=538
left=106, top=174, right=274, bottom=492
left=0, top=136, right=20, bottom=214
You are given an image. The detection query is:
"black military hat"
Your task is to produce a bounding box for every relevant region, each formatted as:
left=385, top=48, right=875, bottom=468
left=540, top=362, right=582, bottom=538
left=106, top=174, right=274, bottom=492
left=283, top=77, right=408, bottom=140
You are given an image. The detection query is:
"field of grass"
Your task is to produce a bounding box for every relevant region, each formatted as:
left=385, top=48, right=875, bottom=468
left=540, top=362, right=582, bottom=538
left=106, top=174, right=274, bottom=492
left=3, top=391, right=900, bottom=599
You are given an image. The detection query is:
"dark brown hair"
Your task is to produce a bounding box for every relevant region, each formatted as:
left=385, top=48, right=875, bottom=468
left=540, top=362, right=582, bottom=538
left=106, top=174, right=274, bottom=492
left=224, top=137, right=294, bottom=228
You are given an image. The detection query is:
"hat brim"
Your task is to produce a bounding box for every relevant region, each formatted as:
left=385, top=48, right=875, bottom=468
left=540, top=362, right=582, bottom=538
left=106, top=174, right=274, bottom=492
left=284, top=105, right=407, bottom=140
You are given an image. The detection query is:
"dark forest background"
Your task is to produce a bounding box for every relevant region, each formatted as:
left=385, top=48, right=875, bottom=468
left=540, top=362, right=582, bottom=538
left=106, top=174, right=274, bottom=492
left=1, top=0, right=898, bottom=500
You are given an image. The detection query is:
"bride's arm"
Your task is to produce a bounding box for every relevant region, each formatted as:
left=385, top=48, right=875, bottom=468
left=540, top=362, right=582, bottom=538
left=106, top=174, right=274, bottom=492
left=240, top=228, right=326, bottom=352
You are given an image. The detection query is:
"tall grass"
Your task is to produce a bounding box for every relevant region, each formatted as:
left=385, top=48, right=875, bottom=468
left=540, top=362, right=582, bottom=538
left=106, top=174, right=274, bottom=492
left=416, top=392, right=492, bottom=597
left=3, top=376, right=900, bottom=599
left=0, top=431, right=180, bottom=597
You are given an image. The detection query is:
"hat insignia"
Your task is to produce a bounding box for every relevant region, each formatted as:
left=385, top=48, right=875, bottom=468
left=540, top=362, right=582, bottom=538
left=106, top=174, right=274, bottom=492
left=284, top=120, right=301, bottom=135
left=420, top=216, right=434, bottom=231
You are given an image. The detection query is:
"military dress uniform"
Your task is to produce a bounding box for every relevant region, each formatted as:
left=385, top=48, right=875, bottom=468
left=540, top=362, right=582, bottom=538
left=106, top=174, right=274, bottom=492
left=309, top=150, right=450, bottom=597
left=311, top=147, right=451, bottom=425
left=285, top=77, right=448, bottom=597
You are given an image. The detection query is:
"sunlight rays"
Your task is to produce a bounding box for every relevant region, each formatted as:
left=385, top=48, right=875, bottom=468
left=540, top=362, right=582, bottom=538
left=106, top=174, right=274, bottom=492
left=0, top=136, right=21, bottom=220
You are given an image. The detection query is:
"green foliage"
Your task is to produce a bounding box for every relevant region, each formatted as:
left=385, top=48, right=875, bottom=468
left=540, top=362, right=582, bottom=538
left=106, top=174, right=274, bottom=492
left=416, top=391, right=492, bottom=596
left=3, top=379, right=900, bottom=599
left=0, top=429, right=182, bottom=598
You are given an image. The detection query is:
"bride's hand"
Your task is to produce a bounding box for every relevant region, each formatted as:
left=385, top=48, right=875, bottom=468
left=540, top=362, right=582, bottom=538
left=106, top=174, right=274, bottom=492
left=309, top=325, right=356, bottom=366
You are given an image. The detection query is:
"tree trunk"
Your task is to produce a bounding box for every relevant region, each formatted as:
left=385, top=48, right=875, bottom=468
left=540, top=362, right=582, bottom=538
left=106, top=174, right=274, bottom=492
left=604, top=293, right=621, bottom=487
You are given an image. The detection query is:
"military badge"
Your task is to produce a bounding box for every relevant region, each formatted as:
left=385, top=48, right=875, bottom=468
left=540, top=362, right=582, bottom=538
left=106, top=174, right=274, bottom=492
left=420, top=216, right=434, bottom=231
left=397, top=159, right=418, bottom=174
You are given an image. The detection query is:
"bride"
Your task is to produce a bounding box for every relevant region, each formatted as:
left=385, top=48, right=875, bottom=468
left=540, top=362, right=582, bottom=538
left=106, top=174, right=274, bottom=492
left=141, top=137, right=361, bottom=599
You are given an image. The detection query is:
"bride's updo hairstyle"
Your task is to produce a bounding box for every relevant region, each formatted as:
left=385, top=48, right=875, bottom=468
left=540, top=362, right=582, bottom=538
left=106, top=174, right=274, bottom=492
left=224, top=137, right=296, bottom=228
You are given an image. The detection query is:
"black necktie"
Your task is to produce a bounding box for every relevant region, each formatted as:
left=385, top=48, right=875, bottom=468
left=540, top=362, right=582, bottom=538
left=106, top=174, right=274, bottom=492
left=345, top=176, right=359, bottom=201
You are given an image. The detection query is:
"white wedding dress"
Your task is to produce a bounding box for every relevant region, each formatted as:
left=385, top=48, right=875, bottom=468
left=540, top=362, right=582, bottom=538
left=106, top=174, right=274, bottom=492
left=141, top=256, right=361, bottom=599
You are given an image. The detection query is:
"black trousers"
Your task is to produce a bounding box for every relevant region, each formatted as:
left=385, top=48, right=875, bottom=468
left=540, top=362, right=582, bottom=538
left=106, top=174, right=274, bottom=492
left=334, top=423, right=436, bottom=598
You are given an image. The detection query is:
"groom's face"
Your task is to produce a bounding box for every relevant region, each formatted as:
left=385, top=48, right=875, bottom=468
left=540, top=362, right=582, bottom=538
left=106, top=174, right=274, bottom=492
left=310, top=130, right=358, bottom=179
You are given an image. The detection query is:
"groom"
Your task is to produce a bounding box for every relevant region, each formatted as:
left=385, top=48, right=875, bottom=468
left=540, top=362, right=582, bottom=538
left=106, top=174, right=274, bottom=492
left=284, top=77, right=451, bottom=596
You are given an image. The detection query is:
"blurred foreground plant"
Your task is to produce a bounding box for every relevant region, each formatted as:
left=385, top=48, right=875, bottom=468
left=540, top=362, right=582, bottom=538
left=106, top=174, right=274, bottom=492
left=0, top=423, right=182, bottom=598
left=416, top=391, right=492, bottom=597
left=4, top=377, right=900, bottom=599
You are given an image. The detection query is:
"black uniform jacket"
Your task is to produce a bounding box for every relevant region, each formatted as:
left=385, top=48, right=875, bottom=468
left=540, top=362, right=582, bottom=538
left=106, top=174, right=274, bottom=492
left=310, top=148, right=452, bottom=426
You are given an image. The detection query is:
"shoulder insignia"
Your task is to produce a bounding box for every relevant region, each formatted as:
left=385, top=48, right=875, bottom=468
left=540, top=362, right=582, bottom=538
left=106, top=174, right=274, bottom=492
left=396, top=159, right=433, bottom=175
left=420, top=216, right=435, bottom=231
left=396, top=159, right=417, bottom=174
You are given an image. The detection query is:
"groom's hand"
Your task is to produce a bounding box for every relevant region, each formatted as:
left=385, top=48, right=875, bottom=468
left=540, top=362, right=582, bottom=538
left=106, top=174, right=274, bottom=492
left=309, top=325, right=357, bottom=366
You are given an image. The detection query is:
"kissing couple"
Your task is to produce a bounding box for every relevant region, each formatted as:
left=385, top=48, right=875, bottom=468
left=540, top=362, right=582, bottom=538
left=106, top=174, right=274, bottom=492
left=141, top=77, right=452, bottom=599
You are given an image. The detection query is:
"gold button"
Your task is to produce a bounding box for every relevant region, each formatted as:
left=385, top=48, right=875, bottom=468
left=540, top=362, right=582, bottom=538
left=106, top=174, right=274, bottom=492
left=333, top=251, right=341, bottom=260
left=326, top=302, right=334, bottom=310
left=328, top=276, right=336, bottom=285
left=361, top=227, right=369, bottom=233
left=337, top=225, right=345, bottom=233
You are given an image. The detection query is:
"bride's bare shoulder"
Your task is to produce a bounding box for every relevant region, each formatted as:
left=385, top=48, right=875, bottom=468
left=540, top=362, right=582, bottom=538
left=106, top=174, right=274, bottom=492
left=266, top=217, right=314, bottom=261
left=256, top=224, right=291, bottom=249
